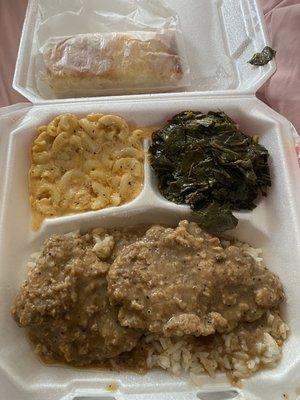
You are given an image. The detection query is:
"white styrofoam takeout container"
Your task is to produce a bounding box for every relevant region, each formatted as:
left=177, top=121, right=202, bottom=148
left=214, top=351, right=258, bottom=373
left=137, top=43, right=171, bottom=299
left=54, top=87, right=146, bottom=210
left=0, top=1, right=300, bottom=400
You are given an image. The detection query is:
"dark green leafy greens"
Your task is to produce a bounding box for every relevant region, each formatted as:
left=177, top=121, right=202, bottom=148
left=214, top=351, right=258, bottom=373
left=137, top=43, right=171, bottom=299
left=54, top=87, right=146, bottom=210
left=149, top=111, right=271, bottom=235
left=248, top=46, right=276, bottom=66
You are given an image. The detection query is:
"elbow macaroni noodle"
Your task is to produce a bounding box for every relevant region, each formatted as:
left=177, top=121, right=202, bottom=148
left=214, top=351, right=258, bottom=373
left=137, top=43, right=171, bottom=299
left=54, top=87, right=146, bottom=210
left=29, top=113, right=148, bottom=229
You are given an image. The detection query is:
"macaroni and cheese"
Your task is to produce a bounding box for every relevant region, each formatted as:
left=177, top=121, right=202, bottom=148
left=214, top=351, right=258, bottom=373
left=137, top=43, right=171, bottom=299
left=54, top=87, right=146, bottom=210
left=29, top=113, right=147, bottom=229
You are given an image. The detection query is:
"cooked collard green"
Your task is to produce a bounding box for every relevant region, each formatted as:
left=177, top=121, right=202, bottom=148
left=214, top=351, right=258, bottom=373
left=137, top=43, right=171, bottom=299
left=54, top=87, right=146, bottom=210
left=149, top=111, right=271, bottom=234
left=248, top=46, right=276, bottom=66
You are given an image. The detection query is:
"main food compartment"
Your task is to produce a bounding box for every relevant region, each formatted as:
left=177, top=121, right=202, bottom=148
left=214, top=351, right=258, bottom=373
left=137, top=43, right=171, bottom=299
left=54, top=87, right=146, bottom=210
left=0, top=96, right=300, bottom=400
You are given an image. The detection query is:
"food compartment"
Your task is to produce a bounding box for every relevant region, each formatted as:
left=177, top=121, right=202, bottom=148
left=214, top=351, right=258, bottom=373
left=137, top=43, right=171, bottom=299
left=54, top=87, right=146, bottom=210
left=0, top=98, right=300, bottom=400
left=4, top=110, right=153, bottom=234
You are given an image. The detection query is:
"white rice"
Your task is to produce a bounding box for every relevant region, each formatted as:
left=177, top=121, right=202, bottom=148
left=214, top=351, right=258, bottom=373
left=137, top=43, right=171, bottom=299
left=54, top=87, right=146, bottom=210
left=145, top=311, right=288, bottom=383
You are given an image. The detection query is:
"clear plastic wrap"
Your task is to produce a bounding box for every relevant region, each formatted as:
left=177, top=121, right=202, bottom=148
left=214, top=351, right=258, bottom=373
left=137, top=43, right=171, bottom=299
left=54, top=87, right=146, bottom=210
left=36, top=0, right=190, bottom=98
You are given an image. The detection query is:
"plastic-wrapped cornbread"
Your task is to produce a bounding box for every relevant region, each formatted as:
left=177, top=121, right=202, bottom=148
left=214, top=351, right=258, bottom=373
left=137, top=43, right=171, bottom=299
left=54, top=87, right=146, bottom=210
left=40, top=31, right=190, bottom=97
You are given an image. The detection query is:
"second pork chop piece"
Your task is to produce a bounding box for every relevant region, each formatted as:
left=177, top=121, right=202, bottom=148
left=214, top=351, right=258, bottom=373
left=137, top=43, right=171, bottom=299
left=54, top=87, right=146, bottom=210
left=11, top=233, right=141, bottom=366
left=108, top=220, right=284, bottom=337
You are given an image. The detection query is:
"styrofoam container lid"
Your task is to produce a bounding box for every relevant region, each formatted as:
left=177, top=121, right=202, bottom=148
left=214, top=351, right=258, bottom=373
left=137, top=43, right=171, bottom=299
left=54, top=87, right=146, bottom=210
left=13, top=0, right=276, bottom=104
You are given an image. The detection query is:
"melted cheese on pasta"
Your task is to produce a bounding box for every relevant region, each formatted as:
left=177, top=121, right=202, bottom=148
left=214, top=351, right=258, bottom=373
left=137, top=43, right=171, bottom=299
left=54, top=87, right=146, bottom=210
left=29, top=113, right=148, bottom=229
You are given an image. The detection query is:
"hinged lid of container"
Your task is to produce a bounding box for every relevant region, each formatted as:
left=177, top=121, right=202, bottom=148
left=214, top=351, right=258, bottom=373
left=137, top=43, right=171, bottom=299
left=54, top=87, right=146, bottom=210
left=13, top=0, right=275, bottom=104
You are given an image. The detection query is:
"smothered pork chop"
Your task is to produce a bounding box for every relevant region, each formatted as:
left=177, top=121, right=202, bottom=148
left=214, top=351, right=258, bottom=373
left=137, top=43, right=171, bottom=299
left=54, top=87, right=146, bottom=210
left=11, top=221, right=287, bottom=380
left=11, top=233, right=141, bottom=366
left=108, top=221, right=284, bottom=336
